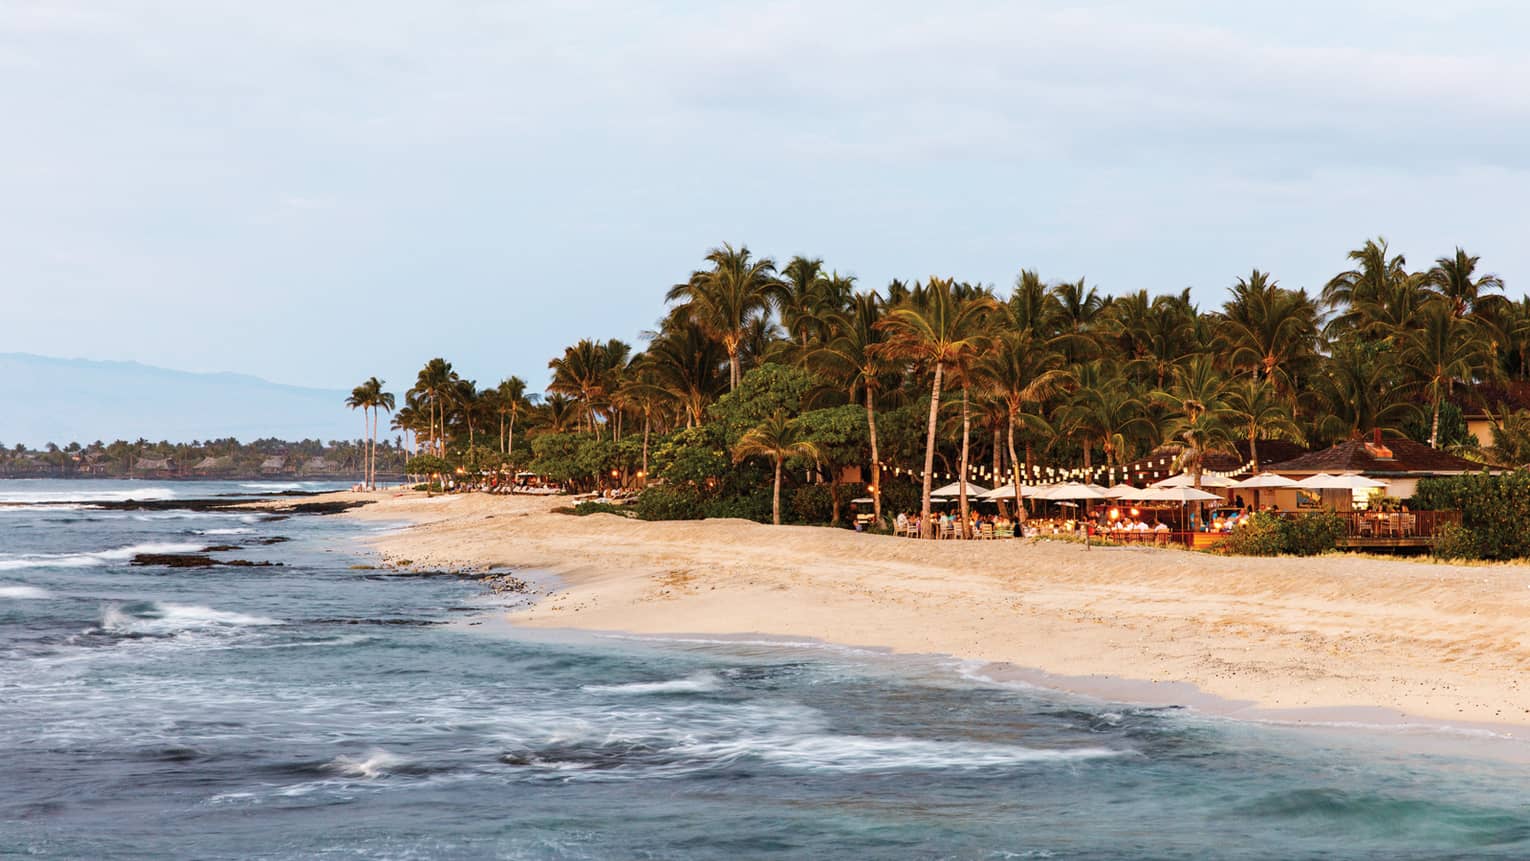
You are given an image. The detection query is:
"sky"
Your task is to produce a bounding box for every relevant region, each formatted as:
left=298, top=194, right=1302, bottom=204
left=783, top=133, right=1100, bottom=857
left=2, top=1, right=1528, bottom=395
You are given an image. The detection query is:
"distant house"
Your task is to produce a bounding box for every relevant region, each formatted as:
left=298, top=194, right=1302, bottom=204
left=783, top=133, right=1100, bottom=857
left=259, top=456, right=287, bottom=475
left=1450, top=381, right=1530, bottom=448
left=302, top=457, right=337, bottom=475
left=192, top=455, right=232, bottom=473
left=1268, top=432, right=1488, bottom=502
left=134, top=456, right=174, bottom=473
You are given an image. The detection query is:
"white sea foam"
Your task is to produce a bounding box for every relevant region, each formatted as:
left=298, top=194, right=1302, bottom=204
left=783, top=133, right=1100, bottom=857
left=195, top=528, right=254, bottom=535
left=325, top=749, right=406, bottom=778
left=0, top=487, right=177, bottom=504
left=583, top=672, right=722, bottom=695
left=101, top=602, right=284, bottom=635
left=0, top=585, right=51, bottom=599
left=0, top=542, right=208, bottom=572
left=688, top=733, right=1123, bottom=773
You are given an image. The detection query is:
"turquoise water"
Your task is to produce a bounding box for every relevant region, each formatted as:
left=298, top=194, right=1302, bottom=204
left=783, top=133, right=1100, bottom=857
left=2, top=479, right=1528, bottom=859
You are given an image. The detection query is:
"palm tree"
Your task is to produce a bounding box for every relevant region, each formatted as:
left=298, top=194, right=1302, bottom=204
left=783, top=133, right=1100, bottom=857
left=1401, top=300, right=1491, bottom=448
left=494, top=377, right=531, bottom=459
left=812, top=292, right=890, bottom=525
left=774, top=256, right=829, bottom=361
left=1223, top=377, right=1303, bottom=472
left=873, top=278, right=998, bottom=537
left=1427, top=247, right=1505, bottom=320
left=1050, top=277, right=1106, bottom=364
left=367, top=378, right=394, bottom=489
left=1218, top=270, right=1320, bottom=394
left=731, top=411, right=820, bottom=525
left=666, top=243, right=780, bottom=391
left=345, top=384, right=370, bottom=485
left=410, top=358, right=458, bottom=456
left=643, top=317, right=730, bottom=427
left=1322, top=237, right=1411, bottom=335
left=548, top=339, right=630, bottom=436
left=976, top=328, right=1073, bottom=518
left=1311, top=341, right=1420, bottom=444
left=1154, top=357, right=1236, bottom=490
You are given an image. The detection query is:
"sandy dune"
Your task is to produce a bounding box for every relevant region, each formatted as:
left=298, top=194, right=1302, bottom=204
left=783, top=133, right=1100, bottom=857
left=311, top=491, right=1530, bottom=727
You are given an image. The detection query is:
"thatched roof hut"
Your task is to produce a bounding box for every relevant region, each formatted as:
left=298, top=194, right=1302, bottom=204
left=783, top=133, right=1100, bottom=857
left=260, top=456, right=287, bottom=473
left=301, top=457, right=337, bottom=474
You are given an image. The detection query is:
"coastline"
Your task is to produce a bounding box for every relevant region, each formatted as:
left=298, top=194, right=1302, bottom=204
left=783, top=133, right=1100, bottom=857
left=302, top=490, right=1530, bottom=733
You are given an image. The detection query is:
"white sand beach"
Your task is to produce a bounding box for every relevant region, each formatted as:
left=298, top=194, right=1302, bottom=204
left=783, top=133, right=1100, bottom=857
left=311, top=490, right=1530, bottom=729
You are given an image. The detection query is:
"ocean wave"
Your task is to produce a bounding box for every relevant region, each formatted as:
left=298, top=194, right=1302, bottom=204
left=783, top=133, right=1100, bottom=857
left=0, top=585, right=52, bottom=599
left=240, top=482, right=321, bottom=492
left=583, top=672, right=722, bottom=695
left=0, top=487, right=177, bottom=504
left=0, top=542, right=207, bottom=572
left=100, top=602, right=285, bottom=636
left=686, top=733, right=1125, bottom=773
left=323, top=749, right=407, bottom=779
left=194, top=528, right=254, bottom=535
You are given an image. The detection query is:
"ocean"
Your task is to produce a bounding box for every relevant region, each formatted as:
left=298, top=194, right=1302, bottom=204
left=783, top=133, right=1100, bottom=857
left=3, top=479, right=1528, bottom=859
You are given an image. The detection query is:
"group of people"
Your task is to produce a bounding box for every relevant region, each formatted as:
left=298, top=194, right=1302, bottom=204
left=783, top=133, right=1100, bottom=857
left=894, top=510, right=1023, bottom=538
left=1103, top=516, right=1173, bottom=542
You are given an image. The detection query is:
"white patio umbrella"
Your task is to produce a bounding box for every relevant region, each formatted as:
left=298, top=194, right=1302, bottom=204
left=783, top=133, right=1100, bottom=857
left=1230, top=472, right=1299, bottom=489
left=1142, top=487, right=1225, bottom=503
left=1105, top=483, right=1151, bottom=500
left=1295, top=473, right=1388, bottom=490
left=1041, top=482, right=1111, bottom=501
left=930, top=480, right=990, bottom=498
left=1152, top=472, right=1236, bottom=489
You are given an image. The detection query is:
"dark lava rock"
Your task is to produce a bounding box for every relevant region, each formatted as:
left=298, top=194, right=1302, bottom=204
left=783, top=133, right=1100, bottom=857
left=132, top=554, right=219, bottom=568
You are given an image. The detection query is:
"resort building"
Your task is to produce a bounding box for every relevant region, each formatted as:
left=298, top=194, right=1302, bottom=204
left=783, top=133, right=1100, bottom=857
left=1265, top=432, right=1486, bottom=504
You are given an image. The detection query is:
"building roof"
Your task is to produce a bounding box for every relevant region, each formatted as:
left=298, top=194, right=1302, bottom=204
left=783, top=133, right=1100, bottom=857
left=1268, top=435, right=1484, bottom=476
left=135, top=457, right=172, bottom=470
left=1112, top=440, right=1310, bottom=484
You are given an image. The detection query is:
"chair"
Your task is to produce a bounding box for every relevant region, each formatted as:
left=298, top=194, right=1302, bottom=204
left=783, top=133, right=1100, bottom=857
left=1401, top=513, right=1416, bottom=536
left=939, top=520, right=956, bottom=540
left=995, top=523, right=1014, bottom=539
left=979, top=522, right=995, bottom=540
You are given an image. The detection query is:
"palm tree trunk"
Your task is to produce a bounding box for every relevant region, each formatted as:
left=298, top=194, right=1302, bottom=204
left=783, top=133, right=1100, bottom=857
left=959, top=387, right=972, bottom=538
left=865, top=388, right=882, bottom=528
left=991, top=426, right=1002, bottom=515
left=641, top=412, right=651, bottom=486
left=772, top=458, right=783, bottom=526
left=508, top=414, right=516, bottom=466
left=919, top=364, right=944, bottom=539
left=1249, top=430, right=1260, bottom=473
left=729, top=347, right=741, bottom=391
left=1083, top=437, right=1093, bottom=471
left=1008, top=413, right=1025, bottom=524
left=1430, top=392, right=1442, bottom=449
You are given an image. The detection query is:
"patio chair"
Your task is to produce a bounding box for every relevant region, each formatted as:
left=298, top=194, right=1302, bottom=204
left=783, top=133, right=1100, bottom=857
left=939, top=520, right=956, bottom=540
left=995, top=523, right=1014, bottom=539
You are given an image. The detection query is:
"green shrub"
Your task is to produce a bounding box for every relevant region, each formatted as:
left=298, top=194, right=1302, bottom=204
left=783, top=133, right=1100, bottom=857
left=634, top=485, right=707, bottom=521
left=564, top=501, right=632, bottom=517
left=1414, top=470, right=1530, bottom=560
left=789, top=485, right=834, bottom=524
left=1219, top=512, right=1286, bottom=556
left=701, top=488, right=774, bottom=523
left=1430, top=522, right=1482, bottom=561
left=1283, top=511, right=1346, bottom=556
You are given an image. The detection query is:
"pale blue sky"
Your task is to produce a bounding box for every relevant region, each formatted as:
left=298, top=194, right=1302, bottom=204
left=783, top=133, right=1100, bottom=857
left=2, top=1, right=1528, bottom=395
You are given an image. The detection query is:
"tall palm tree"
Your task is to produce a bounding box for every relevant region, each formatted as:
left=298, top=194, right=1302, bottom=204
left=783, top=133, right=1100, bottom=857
left=812, top=291, right=890, bottom=525
left=1322, top=237, right=1411, bottom=335
left=976, top=328, right=1073, bottom=518
left=774, top=256, right=828, bottom=361
left=643, top=317, right=730, bottom=427
left=731, top=411, right=820, bottom=526
left=1218, top=270, right=1320, bottom=394
left=367, top=377, right=394, bottom=489
left=494, top=377, right=531, bottom=458
left=873, top=278, right=998, bottom=537
left=1427, top=247, right=1505, bottom=320
left=548, top=339, right=630, bottom=436
left=1402, top=300, right=1491, bottom=448
left=1049, top=277, right=1106, bottom=364
left=1311, top=341, right=1420, bottom=444
left=1154, top=357, right=1236, bottom=490
left=666, top=243, right=780, bottom=391
left=410, top=358, right=458, bottom=456
left=1223, top=377, right=1303, bottom=472
left=345, top=384, right=370, bottom=485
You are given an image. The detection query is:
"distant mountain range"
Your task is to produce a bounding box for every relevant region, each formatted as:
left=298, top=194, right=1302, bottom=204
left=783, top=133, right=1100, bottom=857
left=0, top=353, right=361, bottom=447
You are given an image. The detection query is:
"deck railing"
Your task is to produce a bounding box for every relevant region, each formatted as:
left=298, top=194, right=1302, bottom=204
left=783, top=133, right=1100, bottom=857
left=1333, top=510, right=1460, bottom=540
